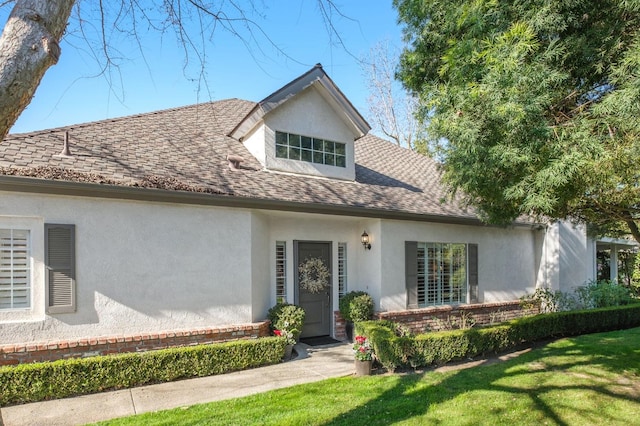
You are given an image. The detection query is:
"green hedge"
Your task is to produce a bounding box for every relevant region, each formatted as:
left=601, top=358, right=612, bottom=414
left=0, top=337, right=286, bottom=406
left=356, top=304, right=640, bottom=371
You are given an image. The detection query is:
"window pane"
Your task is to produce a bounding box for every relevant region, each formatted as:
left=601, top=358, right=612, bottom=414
left=276, top=241, right=287, bottom=303
left=301, top=149, right=312, bottom=162
left=276, top=144, right=288, bottom=158
left=301, top=136, right=312, bottom=149
left=324, top=141, right=335, bottom=154
left=338, top=243, right=347, bottom=298
left=325, top=153, right=335, bottom=166
left=275, top=131, right=288, bottom=145
left=0, top=229, right=31, bottom=310
left=336, top=155, right=346, bottom=168
left=313, top=138, right=324, bottom=151
left=335, top=143, right=346, bottom=156
left=417, top=242, right=467, bottom=307
left=313, top=150, right=324, bottom=164
left=289, top=134, right=301, bottom=147
left=288, top=147, right=301, bottom=161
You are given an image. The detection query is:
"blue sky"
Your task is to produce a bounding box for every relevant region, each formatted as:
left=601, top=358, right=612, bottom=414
left=1, top=1, right=403, bottom=134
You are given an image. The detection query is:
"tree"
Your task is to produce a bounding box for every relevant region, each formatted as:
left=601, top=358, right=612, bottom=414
left=0, top=0, right=347, bottom=141
left=394, top=0, right=640, bottom=243
left=0, top=1, right=74, bottom=139
left=362, top=40, right=431, bottom=154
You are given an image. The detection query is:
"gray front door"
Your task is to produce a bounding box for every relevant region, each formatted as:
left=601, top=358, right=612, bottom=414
left=295, top=241, right=332, bottom=338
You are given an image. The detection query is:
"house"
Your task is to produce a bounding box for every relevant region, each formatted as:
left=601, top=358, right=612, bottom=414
left=0, top=64, right=598, bottom=363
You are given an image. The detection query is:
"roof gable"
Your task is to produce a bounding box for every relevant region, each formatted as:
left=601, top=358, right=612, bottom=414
left=229, top=64, right=371, bottom=141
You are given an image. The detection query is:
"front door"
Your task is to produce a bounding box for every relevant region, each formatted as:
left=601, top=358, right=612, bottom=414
left=295, top=241, right=332, bottom=338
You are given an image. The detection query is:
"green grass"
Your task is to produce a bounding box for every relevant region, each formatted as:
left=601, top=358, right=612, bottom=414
left=97, top=327, right=640, bottom=426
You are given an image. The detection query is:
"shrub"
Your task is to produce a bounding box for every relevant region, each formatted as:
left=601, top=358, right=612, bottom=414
left=520, top=280, right=635, bottom=313
left=0, top=337, right=285, bottom=406
left=357, top=303, right=640, bottom=371
left=339, top=291, right=373, bottom=322
left=575, top=280, right=635, bottom=308
left=267, top=303, right=305, bottom=341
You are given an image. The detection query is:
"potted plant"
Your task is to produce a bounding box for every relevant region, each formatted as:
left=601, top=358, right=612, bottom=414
left=339, top=291, right=374, bottom=342
left=353, top=335, right=374, bottom=376
left=268, top=303, right=305, bottom=360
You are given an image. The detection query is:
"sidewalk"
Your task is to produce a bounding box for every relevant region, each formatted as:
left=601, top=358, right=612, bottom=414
left=0, top=342, right=354, bottom=426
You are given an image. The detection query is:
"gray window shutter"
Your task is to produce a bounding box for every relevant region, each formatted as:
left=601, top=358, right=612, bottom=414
left=468, top=243, right=478, bottom=303
left=45, top=224, right=76, bottom=313
left=405, top=241, right=418, bottom=309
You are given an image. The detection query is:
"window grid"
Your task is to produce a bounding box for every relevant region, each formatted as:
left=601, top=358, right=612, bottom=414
left=338, top=243, right=347, bottom=298
left=275, top=241, right=287, bottom=303
left=275, top=131, right=346, bottom=168
left=0, top=229, right=31, bottom=310
left=417, top=243, right=467, bottom=307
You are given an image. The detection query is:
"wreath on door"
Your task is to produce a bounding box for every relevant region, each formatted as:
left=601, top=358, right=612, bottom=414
left=298, top=257, right=330, bottom=294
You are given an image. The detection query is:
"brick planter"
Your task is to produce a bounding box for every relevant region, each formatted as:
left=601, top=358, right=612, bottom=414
left=377, top=301, right=539, bottom=334
left=0, top=321, right=271, bottom=366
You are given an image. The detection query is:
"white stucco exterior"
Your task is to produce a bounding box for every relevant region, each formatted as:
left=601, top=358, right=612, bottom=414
left=0, top=188, right=598, bottom=345
left=0, top=191, right=257, bottom=344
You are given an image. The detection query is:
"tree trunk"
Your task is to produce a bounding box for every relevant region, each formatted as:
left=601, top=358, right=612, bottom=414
left=0, top=0, right=75, bottom=140
left=625, top=219, right=640, bottom=246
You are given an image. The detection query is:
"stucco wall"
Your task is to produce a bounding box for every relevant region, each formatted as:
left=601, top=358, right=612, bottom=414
left=250, top=212, right=271, bottom=322
left=0, top=191, right=255, bottom=345
left=546, top=221, right=595, bottom=292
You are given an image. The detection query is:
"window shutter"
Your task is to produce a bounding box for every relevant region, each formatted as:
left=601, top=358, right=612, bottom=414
left=468, top=243, right=478, bottom=303
left=45, top=224, right=76, bottom=313
left=405, top=241, right=418, bottom=309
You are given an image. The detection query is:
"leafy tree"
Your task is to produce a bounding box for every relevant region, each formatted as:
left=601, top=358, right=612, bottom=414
left=394, top=0, right=640, bottom=243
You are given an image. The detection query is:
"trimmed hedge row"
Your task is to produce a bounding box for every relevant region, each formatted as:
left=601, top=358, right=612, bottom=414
left=0, top=337, right=286, bottom=406
left=356, top=303, right=640, bottom=371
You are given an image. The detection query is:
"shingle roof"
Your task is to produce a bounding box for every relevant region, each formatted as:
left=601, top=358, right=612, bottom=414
left=0, top=97, right=483, bottom=223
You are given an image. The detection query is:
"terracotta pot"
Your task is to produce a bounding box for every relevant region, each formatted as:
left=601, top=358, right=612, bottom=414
left=355, top=359, right=372, bottom=376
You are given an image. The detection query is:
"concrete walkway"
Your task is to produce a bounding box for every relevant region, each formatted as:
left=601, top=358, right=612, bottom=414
left=0, top=342, right=354, bottom=426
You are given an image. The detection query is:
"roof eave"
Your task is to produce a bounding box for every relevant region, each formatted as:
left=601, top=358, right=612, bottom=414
left=0, top=175, right=536, bottom=228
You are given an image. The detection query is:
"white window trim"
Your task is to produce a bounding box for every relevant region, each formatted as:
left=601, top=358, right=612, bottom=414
left=0, top=216, right=45, bottom=323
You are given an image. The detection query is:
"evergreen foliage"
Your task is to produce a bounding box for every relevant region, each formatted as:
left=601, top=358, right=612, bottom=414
left=0, top=337, right=285, bottom=406
left=395, top=0, right=640, bottom=242
left=357, top=303, right=640, bottom=371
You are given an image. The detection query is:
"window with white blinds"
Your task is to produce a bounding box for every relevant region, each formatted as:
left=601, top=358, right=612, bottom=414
left=416, top=242, right=467, bottom=306
left=0, top=229, right=31, bottom=310
left=275, top=241, right=287, bottom=303
left=338, top=243, right=347, bottom=298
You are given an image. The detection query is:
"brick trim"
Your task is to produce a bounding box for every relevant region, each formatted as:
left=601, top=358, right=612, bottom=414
left=0, top=322, right=270, bottom=366
left=377, top=301, right=539, bottom=334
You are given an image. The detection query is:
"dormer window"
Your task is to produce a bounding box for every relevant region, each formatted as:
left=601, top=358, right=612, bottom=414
left=275, top=131, right=346, bottom=168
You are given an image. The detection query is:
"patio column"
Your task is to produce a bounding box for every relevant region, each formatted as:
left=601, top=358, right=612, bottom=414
left=610, top=246, right=618, bottom=282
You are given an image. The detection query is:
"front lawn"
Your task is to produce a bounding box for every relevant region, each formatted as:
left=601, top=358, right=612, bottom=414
left=97, top=327, right=640, bottom=425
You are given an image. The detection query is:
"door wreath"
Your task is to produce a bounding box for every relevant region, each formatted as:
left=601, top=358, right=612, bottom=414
left=298, top=257, right=330, bottom=294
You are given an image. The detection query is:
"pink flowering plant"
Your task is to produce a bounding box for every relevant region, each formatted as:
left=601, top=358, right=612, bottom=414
left=353, top=335, right=373, bottom=361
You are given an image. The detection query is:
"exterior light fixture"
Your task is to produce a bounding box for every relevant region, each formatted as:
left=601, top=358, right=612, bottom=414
left=361, top=231, right=371, bottom=250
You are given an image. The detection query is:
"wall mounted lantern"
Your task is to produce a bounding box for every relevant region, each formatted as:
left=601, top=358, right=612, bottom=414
left=361, top=231, right=371, bottom=250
